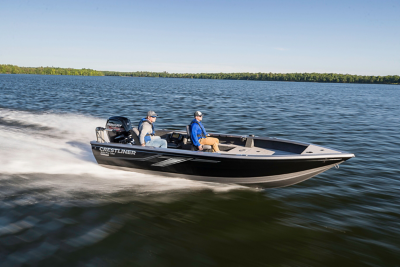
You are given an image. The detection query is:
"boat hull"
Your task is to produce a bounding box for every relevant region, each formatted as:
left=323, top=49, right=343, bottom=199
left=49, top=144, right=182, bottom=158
left=90, top=142, right=352, bottom=188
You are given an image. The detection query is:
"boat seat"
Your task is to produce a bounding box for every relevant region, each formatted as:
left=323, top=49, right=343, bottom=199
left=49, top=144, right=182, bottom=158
left=186, top=125, right=212, bottom=151
left=130, top=127, right=141, bottom=145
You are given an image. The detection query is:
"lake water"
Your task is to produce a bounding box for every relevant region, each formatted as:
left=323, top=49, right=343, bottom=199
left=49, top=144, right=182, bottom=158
left=0, top=74, right=399, bottom=266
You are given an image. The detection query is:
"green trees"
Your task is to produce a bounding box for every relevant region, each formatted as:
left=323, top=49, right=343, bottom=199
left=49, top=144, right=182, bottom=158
left=0, top=65, right=104, bottom=76
left=1, top=64, right=398, bottom=84
left=105, top=71, right=398, bottom=84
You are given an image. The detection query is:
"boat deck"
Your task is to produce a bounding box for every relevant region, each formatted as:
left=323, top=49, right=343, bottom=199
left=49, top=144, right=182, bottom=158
left=158, top=130, right=302, bottom=156
left=218, top=143, right=276, bottom=155
left=151, top=129, right=341, bottom=156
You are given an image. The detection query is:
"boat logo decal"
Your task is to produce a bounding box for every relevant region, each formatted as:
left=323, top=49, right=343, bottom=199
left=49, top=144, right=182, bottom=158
left=99, top=147, right=136, bottom=156
left=107, top=122, right=122, bottom=127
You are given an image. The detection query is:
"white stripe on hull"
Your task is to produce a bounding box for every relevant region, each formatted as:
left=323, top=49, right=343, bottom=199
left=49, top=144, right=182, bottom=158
left=151, top=157, right=192, bottom=167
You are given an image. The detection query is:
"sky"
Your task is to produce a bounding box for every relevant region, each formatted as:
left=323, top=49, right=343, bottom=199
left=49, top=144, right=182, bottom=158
left=1, top=0, right=399, bottom=75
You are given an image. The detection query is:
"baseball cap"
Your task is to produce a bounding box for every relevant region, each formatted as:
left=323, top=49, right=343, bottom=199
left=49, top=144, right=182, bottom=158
left=194, top=111, right=203, bottom=117
left=147, top=110, right=158, bottom=117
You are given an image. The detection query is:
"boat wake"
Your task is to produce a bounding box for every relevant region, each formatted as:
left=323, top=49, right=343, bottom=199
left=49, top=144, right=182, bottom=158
left=0, top=108, right=246, bottom=200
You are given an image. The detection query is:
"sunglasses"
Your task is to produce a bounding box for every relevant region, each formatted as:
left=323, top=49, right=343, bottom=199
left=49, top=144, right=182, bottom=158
left=151, top=116, right=157, bottom=118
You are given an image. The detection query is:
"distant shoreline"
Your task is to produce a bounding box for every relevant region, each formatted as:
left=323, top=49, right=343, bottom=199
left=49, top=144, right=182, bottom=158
left=1, top=64, right=399, bottom=85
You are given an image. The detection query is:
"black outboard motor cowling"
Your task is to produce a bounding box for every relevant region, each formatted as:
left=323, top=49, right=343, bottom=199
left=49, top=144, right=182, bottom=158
left=106, top=116, right=132, bottom=143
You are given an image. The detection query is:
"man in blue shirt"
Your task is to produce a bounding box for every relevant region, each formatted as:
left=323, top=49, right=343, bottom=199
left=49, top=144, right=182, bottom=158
left=190, top=111, right=220, bottom=152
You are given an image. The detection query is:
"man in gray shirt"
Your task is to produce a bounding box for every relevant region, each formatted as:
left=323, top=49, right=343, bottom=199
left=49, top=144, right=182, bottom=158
left=138, top=111, right=167, bottom=148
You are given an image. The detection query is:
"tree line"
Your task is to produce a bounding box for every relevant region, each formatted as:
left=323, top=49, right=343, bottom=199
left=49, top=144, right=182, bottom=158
left=1, top=64, right=399, bottom=84
left=0, top=64, right=104, bottom=76
left=103, top=71, right=400, bottom=84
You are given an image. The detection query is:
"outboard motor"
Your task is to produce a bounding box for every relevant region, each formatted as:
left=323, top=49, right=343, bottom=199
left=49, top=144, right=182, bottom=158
left=106, top=116, right=132, bottom=143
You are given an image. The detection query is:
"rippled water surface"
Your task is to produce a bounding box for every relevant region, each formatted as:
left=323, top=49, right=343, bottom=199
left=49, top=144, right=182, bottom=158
left=0, top=74, right=399, bottom=266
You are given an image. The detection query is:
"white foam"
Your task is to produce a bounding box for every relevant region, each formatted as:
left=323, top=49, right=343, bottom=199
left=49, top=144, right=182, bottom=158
left=0, top=108, right=246, bottom=194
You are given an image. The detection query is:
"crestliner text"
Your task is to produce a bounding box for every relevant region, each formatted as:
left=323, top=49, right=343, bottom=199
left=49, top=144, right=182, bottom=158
left=100, top=147, right=136, bottom=155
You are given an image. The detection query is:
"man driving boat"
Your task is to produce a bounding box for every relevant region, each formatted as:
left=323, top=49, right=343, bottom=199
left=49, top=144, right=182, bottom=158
left=138, top=111, right=167, bottom=148
left=190, top=111, right=220, bottom=152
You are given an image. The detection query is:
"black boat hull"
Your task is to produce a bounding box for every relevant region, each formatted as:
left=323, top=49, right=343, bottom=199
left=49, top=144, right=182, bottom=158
left=90, top=141, right=352, bottom=188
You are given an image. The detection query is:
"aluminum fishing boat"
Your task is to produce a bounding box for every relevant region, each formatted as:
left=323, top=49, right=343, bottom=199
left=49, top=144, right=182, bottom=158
left=90, top=116, right=355, bottom=188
